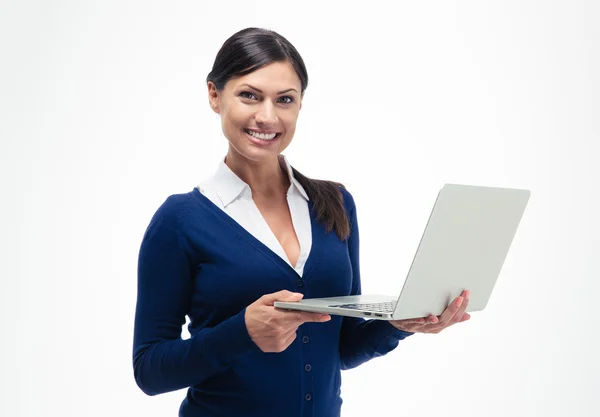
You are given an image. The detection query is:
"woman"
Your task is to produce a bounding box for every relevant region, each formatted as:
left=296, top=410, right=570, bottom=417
left=133, top=27, right=470, bottom=417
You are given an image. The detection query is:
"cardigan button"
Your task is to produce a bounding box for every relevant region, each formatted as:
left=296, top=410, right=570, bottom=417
left=305, top=364, right=312, bottom=372
left=296, top=279, right=304, bottom=288
left=305, top=394, right=312, bottom=401
left=302, top=336, right=309, bottom=344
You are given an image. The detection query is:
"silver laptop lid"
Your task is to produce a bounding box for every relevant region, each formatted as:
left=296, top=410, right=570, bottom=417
left=393, top=184, right=530, bottom=320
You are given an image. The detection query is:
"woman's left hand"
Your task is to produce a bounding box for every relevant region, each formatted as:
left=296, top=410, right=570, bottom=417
left=389, top=290, right=471, bottom=334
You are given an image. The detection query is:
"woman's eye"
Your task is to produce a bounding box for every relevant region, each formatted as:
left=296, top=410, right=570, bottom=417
left=278, top=96, right=293, bottom=104
left=239, top=91, right=257, bottom=100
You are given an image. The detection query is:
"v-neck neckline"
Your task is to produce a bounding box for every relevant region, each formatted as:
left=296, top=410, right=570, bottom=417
left=191, top=187, right=324, bottom=279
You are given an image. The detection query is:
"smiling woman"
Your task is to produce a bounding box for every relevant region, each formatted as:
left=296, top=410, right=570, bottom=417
left=209, top=62, right=299, bottom=154
left=132, top=27, right=468, bottom=417
left=205, top=28, right=350, bottom=240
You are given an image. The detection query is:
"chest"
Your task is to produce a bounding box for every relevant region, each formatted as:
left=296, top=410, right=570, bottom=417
left=187, top=213, right=353, bottom=317
left=253, top=197, right=300, bottom=263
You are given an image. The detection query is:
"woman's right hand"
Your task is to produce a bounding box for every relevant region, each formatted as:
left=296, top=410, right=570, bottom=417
left=245, top=290, right=331, bottom=353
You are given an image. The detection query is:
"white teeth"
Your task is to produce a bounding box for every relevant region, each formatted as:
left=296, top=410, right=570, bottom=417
left=246, top=130, right=277, bottom=140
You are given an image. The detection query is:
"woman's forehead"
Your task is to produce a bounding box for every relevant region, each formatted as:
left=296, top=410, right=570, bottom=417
left=228, top=62, right=302, bottom=92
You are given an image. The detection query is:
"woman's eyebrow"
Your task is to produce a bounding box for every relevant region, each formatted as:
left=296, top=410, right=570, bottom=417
left=239, top=84, right=298, bottom=94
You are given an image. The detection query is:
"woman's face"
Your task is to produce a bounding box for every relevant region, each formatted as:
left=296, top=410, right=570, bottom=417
left=208, top=60, right=303, bottom=163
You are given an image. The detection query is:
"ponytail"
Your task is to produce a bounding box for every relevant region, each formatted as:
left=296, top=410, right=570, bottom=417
left=291, top=168, right=351, bottom=241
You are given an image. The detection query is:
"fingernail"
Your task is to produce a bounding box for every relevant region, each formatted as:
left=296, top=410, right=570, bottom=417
left=320, top=315, right=331, bottom=321
left=457, top=297, right=463, bottom=307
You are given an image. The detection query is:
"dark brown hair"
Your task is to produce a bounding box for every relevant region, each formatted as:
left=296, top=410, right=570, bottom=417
left=207, top=27, right=351, bottom=240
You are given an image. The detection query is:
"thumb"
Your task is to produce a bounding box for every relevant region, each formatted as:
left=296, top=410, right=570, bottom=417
left=260, top=290, right=304, bottom=306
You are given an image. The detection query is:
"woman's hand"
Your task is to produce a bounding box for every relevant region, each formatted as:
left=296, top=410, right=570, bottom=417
left=389, top=290, right=471, bottom=334
left=245, top=290, right=331, bottom=353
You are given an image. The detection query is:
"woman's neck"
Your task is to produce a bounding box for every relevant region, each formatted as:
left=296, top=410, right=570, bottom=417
left=225, top=149, right=290, bottom=198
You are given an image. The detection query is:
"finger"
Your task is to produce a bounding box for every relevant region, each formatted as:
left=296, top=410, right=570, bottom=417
left=296, top=311, right=331, bottom=324
left=280, top=330, right=298, bottom=350
left=406, top=319, right=427, bottom=326
left=398, top=315, right=436, bottom=326
left=277, top=310, right=330, bottom=327
left=459, top=312, right=471, bottom=322
left=437, top=295, right=464, bottom=326
left=391, top=314, right=439, bottom=331
left=419, top=309, right=469, bottom=333
left=426, top=314, right=439, bottom=324
left=442, top=290, right=470, bottom=328
left=261, top=290, right=304, bottom=305
left=270, top=328, right=298, bottom=352
left=280, top=326, right=299, bottom=341
left=395, top=318, right=426, bottom=326
left=451, top=290, right=470, bottom=324
left=391, top=316, right=432, bottom=332
left=426, top=292, right=471, bottom=332
left=390, top=321, right=417, bottom=332
left=413, top=315, right=443, bottom=332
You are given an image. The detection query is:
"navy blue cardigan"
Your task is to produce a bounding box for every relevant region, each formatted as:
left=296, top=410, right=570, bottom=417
left=133, top=187, right=412, bottom=417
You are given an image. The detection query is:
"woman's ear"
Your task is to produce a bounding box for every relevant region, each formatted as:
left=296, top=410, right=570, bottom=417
left=207, top=81, right=220, bottom=114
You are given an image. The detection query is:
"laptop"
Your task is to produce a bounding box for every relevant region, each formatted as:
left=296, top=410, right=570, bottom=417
left=274, top=183, right=530, bottom=320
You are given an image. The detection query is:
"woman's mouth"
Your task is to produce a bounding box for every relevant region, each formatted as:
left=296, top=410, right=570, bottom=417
left=244, top=129, right=282, bottom=146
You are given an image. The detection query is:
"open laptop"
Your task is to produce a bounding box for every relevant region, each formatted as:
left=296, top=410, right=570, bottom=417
left=274, top=183, right=530, bottom=320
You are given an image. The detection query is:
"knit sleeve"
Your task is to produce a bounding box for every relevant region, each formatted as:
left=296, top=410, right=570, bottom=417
left=338, top=190, right=414, bottom=370
left=132, top=196, right=260, bottom=396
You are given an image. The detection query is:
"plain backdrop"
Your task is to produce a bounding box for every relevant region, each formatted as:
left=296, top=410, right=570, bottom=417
left=1, top=0, right=599, bottom=416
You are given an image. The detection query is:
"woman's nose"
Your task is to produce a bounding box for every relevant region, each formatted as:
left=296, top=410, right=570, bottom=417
left=254, top=101, right=278, bottom=125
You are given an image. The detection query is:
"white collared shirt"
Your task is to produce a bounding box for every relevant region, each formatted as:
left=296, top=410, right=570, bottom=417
left=197, top=155, right=312, bottom=277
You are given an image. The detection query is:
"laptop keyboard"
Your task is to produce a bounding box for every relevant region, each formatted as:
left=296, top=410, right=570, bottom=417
left=328, top=301, right=396, bottom=313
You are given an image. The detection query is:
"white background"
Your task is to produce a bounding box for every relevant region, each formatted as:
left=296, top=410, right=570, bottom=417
left=1, top=0, right=599, bottom=416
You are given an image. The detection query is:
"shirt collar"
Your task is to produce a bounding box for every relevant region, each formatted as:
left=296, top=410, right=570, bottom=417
left=212, top=154, right=309, bottom=208
left=280, top=154, right=310, bottom=201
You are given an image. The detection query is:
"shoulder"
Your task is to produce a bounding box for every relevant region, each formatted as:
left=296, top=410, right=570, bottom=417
left=147, top=189, right=199, bottom=231
left=337, top=185, right=357, bottom=214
